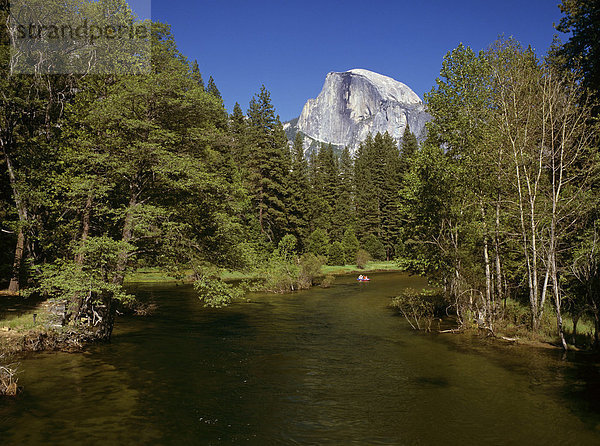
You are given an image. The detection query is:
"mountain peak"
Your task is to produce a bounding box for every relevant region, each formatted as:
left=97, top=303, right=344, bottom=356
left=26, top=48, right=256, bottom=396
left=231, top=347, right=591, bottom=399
left=291, top=69, right=430, bottom=153
left=344, top=69, right=422, bottom=105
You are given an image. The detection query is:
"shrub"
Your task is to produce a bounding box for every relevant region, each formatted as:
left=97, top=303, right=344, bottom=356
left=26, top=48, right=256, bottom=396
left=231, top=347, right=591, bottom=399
left=355, top=249, right=371, bottom=269
left=298, top=253, right=325, bottom=288
left=321, top=274, right=335, bottom=288
left=194, top=276, right=245, bottom=307
left=261, top=250, right=299, bottom=293
left=390, top=288, right=436, bottom=331
left=328, top=241, right=346, bottom=265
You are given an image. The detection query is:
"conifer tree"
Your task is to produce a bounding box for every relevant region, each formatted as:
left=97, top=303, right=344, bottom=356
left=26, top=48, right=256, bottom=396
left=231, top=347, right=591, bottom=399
left=307, top=143, right=336, bottom=234
left=354, top=132, right=401, bottom=259
left=229, top=102, right=248, bottom=167
left=354, top=134, right=380, bottom=239
left=246, top=86, right=291, bottom=242
left=287, top=133, right=310, bottom=247
left=332, top=146, right=356, bottom=241
left=206, top=75, right=222, bottom=100
left=191, top=60, right=205, bottom=90
left=399, top=123, right=418, bottom=176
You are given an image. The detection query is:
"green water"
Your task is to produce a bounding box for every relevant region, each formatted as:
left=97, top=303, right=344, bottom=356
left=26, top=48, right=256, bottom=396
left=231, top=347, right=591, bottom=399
left=2, top=272, right=600, bottom=445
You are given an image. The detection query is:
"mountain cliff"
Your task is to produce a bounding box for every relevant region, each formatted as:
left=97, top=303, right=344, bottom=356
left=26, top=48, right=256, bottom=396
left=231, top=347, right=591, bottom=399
left=285, top=69, right=430, bottom=153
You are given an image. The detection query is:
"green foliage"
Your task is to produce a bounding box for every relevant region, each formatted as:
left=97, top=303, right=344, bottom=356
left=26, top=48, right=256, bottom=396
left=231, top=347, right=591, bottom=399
left=194, top=276, right=244, bottom=308
left=362, top=234, right=386, bottom=260
left=246, top=85, right=291, bottom=242
left=327, top=241, right=346, bottom=266
left=306, top=228, right=330, bottom=257
left=260, top=248, right=324, bottom=293
left=277, top=234, right=298, bottom=261
left=354, top=132, right=402, bottom=259
left=341, top=228, right=360, bottom=262
left=287, top=133, right=310, bottom=246
left=321, top=274, right=335, bottom=288
left=390, top=288, right=438, bottom=331
left=297, top=253, right=325, bottom=288
left=554, top=0, right=600, bottom=114
left=355, top=249, right=371, bottom=269
left=206, top=76, right=222, bottom=100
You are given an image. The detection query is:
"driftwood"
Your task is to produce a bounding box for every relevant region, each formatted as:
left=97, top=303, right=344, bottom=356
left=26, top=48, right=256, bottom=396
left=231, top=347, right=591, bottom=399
left=439, top=329, right=461, bottom=334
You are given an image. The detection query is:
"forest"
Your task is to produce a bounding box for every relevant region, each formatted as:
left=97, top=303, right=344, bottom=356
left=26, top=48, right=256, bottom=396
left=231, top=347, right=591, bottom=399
left=1, top=0, right=599, bottom=351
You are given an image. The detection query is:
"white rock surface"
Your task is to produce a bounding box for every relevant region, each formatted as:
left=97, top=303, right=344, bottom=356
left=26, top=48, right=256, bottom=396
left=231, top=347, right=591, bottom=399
left=294, top=69, right=430, bottom=153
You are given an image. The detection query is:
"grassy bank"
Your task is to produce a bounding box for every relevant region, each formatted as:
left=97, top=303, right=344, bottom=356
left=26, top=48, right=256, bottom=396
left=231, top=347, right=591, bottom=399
left=124, top=261, right=403, bottom=285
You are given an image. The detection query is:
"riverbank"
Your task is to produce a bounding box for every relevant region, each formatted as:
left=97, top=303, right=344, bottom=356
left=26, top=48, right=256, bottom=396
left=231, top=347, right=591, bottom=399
left=123, top=260, right=403, bottom=284
left=1, top=261, right=402, bottom=355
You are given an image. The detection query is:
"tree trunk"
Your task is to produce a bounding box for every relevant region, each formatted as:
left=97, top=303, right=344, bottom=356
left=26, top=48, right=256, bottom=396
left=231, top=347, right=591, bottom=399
left=75, top=192, right=94, bottom=265
left=3, top=149, right=28, bottom=294
left=7, top=228, right=25, bottom=294
left=114, top=191, right=137, bottom=285
left=494, top=197, right=503, bottom=302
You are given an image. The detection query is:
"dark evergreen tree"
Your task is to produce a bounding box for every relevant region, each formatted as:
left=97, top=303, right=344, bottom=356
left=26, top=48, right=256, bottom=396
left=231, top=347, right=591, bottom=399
left=555, top=0, right=600, bottom=114
left=354, top=132, right=401, bottom=259
left=307, top=143, right=336, bottom=234
left=287, top=133, right=310, bottom=248
left=191, top=59, right=205, bottom=90
left=399, top=123, right=419, bottom=175
left=229, top=102, right=248, bottom=167
left=246, top=86, right=291, bottom=243
left=332, top=146, right=355, bottom=240
left=206, top=75, right=222, bottom=100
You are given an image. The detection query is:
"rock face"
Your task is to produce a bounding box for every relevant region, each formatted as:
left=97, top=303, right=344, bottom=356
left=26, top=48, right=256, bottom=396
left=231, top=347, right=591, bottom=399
left=287, top=69, right=430, bottom=153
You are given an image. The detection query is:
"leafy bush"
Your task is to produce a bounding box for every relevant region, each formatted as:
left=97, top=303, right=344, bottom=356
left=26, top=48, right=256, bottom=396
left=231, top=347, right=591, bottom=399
left=328, top=241, right=346, bottom=265
left=320, top=274, right=335, bottom=288
left=355, top=249, right=371, bottom=269
left=297, top=253, right=325, bottom=288
left=194, top=276, right=245, bottom=307
left=390, top=288, right=437, bottom=331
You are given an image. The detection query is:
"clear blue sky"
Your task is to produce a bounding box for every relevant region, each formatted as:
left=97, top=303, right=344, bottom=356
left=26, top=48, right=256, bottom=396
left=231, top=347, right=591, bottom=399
left=128, top=0, right=566, bottom=121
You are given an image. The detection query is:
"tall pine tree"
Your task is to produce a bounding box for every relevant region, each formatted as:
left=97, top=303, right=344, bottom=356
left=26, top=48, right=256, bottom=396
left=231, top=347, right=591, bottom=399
left=246, top=86, right=291, bottom=243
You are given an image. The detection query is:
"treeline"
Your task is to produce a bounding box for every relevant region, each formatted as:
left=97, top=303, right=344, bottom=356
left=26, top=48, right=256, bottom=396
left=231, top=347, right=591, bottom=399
left=399, top=24, right=600, bottom=348
left=0, top=0, right=410, bottom=338
left=2, top=0, right=599, bottom=350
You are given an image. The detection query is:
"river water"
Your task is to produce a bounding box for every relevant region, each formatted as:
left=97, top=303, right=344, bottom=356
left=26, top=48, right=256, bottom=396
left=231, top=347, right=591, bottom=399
left=1, top=272, right=600, bottom=445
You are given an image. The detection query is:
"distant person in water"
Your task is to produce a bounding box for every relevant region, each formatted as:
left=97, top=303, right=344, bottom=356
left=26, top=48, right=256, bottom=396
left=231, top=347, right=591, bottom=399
left=358, top=275, right=364, bottom=280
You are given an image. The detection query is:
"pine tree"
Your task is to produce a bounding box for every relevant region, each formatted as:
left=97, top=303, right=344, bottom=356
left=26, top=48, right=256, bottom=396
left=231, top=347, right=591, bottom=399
left=354, top=134, right=380, bottom=239
left=229, top=102, right=247, bottom=167
left=354, top=132, right=401, bottom=259
left=332, top=146, right=355, bottom=241
left=308, top=143, right=339, bottom=235
left=206, top=75, right=222, bottom=100
left=399, top=123, right=418, bottom=176
left=287, top=133, right=310, bottom=248
left=246, top=85, right=291, bottom=242
left=191, top=60, right=205, bottom=90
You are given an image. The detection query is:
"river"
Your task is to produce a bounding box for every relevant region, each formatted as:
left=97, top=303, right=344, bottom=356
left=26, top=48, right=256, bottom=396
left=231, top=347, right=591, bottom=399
left=1, top=272, right=600, bottom=445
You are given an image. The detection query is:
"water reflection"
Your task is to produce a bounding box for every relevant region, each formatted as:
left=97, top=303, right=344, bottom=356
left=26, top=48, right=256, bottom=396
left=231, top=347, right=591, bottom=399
left=1, top=272, right=600, bottom=445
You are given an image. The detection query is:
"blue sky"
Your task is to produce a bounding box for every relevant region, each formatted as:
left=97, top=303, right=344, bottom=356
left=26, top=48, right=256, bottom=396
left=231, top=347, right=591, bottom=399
left=128, top=0, right=566, bottom=121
